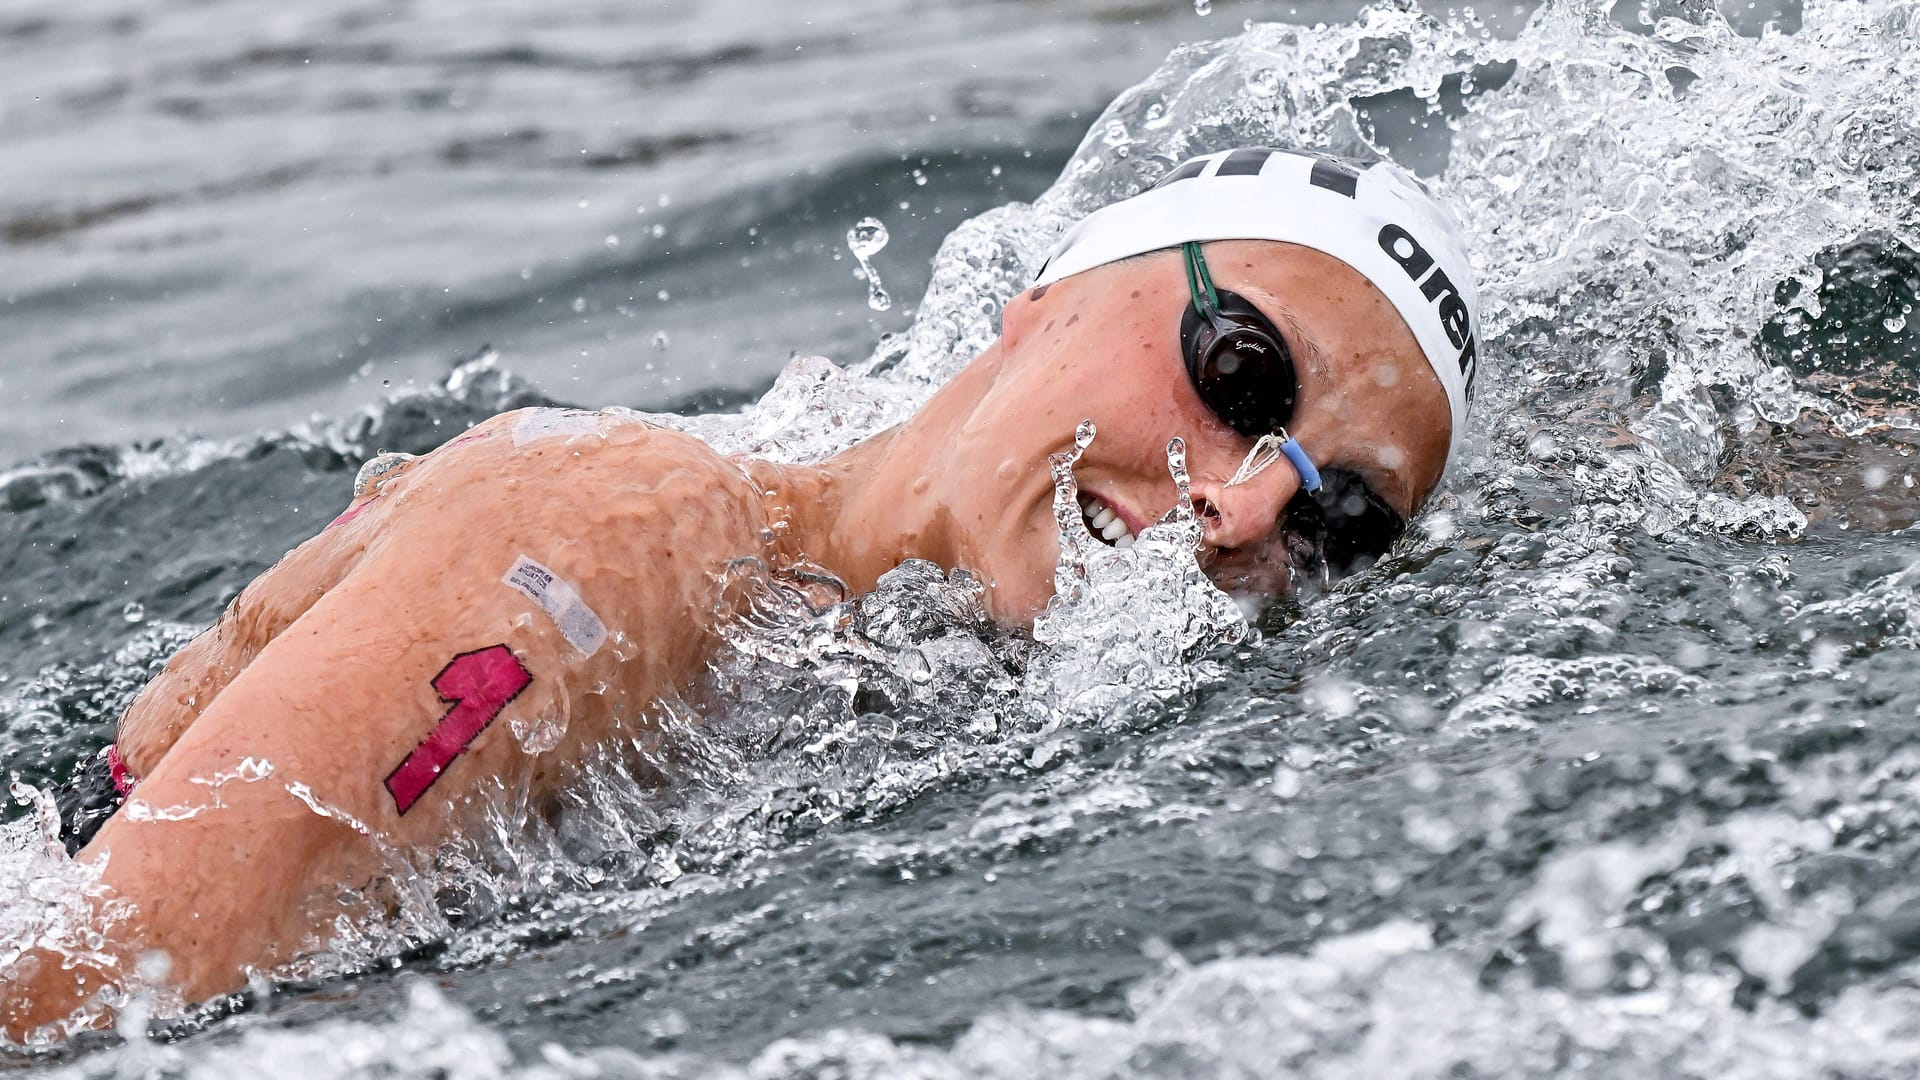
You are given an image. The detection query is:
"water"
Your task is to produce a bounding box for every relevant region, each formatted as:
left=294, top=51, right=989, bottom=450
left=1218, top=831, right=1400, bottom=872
left=846, top=217, right=892, bottom=313
left=5, top=0, right=1920, bottom=1075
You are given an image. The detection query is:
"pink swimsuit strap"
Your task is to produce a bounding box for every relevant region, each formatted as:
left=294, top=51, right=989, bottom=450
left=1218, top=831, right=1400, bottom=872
left=106, top=744, right=138, bottom=797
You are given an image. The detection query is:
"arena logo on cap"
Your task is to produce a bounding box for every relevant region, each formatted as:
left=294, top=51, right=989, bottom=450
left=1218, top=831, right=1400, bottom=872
left=1377, top=223, right=1478, bottom=391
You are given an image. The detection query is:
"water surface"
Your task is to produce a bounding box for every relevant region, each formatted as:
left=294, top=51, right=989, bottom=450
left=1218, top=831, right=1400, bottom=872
left=6, top=0, right=1920, bottom=1077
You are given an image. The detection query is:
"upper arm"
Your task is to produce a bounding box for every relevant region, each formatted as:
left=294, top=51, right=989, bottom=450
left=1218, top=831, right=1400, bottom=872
left=77, top=419, right=771, bottom=1008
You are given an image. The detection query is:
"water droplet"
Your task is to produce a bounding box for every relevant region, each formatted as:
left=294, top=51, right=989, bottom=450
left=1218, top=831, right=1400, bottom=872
left=604, top=234, right=620, bottom=248
left=1194, top=0, right=1212, bottom=14
left=847, top=217, right=892, bottom=312
left=1402, top=808, right=1463, bottom=853
left=1271, top=766, right=1304, bottom=799
left=1163, top=437, right=1196, bottom=524
left=571, top=297, right=586, bottom=313
left=1048, top=420, right=1098, bottom=597
left=122, top=600, right=145, bottom=624
left=511, top=709, right=567, bottom=754
left=848, top=216, right=889, bottom=258
left=652, top=330, right=671, bottom=350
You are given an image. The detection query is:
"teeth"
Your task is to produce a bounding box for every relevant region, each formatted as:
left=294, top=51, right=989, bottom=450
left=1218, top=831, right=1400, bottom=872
left=1078, top=493, right=1136, bottom=548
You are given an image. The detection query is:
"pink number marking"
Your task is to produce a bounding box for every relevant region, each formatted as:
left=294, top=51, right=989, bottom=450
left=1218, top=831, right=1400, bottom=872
left=384, top=645, right=532, bottom=815
left=326, top=496, right=377, bottom=530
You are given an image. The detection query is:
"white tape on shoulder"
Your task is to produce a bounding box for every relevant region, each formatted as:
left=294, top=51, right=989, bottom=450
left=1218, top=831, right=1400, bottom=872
left=502, top=555, right=609, bottom=657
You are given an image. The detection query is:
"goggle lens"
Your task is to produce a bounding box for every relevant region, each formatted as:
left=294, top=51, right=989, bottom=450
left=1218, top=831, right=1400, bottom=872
left=1179, top=242, right=1407, bottom=578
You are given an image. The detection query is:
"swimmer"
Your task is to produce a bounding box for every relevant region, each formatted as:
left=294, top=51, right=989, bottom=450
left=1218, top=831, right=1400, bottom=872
left=1, top=147, right=1479, bottom=1039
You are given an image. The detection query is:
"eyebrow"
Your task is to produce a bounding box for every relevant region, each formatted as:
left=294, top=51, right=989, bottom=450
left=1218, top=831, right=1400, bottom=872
left=1248, top=298, right=1413, bottom=515
left=1264, top=305, right=1332, bottom=385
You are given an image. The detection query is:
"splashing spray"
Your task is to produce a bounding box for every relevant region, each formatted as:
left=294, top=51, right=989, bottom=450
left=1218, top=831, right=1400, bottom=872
left=1161, top=436, right=1198, bottom=526
left=847, top=217, right=892, bottom=312
left=1048, top=418, right=1101, bottom=605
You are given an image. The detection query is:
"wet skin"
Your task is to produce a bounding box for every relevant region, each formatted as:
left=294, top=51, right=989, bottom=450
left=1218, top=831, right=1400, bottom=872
left=819, top=239, right=1452, bottom=618
left=0, top=240, right=1450, bottom=1040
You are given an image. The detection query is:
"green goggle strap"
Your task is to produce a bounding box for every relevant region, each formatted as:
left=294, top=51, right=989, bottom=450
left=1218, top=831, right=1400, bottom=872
left=1182, top=241, right=1220, bottom=316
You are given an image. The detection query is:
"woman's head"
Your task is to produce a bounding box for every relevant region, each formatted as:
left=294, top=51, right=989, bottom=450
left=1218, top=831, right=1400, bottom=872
left=839, top=147, right=1479, bottom=623
left=1032, top=146, right=1481, bottom=465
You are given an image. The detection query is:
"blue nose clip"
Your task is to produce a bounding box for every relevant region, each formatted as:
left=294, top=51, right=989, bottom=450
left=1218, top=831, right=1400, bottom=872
left=1227, top=429, right=1321, bottom=493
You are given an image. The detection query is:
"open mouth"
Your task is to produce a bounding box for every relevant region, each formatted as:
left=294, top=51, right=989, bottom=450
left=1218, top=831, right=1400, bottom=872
left=1078, top=493, right=1137, bottom=548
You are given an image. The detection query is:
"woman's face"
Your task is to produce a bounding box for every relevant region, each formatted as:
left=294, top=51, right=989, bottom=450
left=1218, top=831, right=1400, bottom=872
left=942, top=239, right=1452, bottom=624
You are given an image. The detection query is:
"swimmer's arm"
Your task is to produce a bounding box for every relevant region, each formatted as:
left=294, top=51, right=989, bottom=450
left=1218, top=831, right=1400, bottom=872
left=3, top=423, right=764, bottom=1041
left=113, top=531, right=366, bottom=773
left=113, top=412, right=526, bottom=775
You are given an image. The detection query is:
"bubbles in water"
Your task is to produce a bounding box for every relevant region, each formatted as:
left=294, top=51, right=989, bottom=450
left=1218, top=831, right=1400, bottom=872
left=121, top=601, right=145, bottom=624
left=1194, top=0, right=1212, bottom=14
left=1031, top=426, right=1246, bottom=717
left=1271, top=766, right=1304, bottom=799
left=847, top=217, right=893, bottom=312
left=510, top=708, right=567, bottom=755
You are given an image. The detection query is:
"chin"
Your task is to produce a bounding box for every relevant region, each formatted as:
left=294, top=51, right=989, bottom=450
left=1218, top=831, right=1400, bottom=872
left=974, top=545, right=1060, bottom=629
left=980, top=576, right=1051, bottom=629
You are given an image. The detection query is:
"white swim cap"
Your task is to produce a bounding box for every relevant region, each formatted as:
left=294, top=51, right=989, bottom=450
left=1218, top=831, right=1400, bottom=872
left=1034, top=147, right=1480, bottom=466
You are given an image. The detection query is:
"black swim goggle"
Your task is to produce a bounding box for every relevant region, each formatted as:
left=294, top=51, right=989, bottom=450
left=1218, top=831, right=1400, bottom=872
left=1179, top=241, right=1407, bottom=579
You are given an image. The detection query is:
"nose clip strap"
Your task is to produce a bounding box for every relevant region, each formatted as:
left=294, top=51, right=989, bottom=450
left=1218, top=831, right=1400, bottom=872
left=1226, top=429, right=1322, bottom=493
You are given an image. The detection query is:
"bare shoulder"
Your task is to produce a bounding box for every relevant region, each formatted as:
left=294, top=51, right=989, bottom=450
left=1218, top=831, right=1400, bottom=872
left=116, top=410, right=763, bottom=772
left=379, top=408, right=761, bottom=527
left=347, top=408, right=774, bottom=612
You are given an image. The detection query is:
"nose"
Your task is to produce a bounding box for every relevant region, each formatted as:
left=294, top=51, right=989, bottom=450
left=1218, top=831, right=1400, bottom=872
left=1188, top=457, right=1302, bottom=552
left=1188, top=455, right=1308, bottom=598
